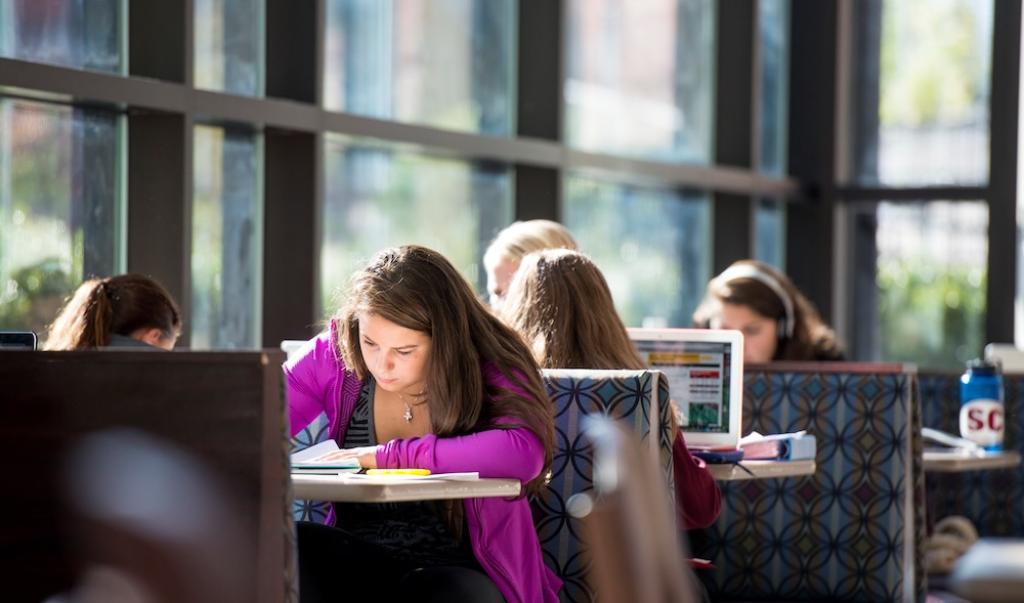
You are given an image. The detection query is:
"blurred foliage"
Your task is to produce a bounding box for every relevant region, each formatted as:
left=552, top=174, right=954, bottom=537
left=880, top=0, right=985, bottom=126
left=878, top=257, right=985, bottom=370
left=0, top=258, right=72, bottom=337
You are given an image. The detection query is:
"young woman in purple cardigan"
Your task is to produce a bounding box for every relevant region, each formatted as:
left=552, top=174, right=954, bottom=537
left=286, top=245, right=560, bottom=603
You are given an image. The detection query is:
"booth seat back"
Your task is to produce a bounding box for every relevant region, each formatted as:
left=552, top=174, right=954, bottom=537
left=537, top=369, right=675, bottom=603
left=920, top=371, right=1024, bottom=536
left=291, top=411, right=332, bottom=522
left=696, top=363, right=925, bottom=603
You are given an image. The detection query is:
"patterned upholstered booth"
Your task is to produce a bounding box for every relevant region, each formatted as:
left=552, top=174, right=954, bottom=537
left=290, top=368, right=676, bottom=602
left=537, top=369, right=675, bottom=603
left=695, top=363, right=926, bottom=603
left=920, top=371, right=1024, bottom=536
left=291, top=411, right=332, bottom=522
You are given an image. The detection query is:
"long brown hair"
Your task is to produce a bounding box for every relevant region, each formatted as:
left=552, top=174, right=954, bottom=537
left=499, top=249, right=646, bottom=370
left=336, top=245, right=555, bottom=493
left=45, top=274, right=181, bottom=351
left=692, top=259, right=843, bottom=361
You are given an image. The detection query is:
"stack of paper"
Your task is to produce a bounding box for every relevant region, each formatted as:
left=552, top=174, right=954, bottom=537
left=922, top=427, right=987, bottom=457
left=738, top=430, right=816, bottom=461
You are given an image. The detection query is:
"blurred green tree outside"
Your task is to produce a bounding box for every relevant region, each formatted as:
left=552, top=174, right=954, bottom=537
left=875, top=0, right=989, bottom=370
left=0, top=258, right=72, bottom=337
left=878, top=257, right=986, bottom=370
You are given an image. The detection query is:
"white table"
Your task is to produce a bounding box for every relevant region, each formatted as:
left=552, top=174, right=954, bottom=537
left=291, top=472, right=522, bottom=503
left=923, top=450, right=1022, bottom=473
left=708, top=459, right=816, bottom=481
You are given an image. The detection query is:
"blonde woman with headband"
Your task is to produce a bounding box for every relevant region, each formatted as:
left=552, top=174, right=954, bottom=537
left=482, top=219, right=577, bottom=309
left=693, top=259, right=843, bottom=363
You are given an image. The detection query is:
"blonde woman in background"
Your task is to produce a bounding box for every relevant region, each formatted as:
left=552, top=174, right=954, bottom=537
left=482, top=219, right=577, bottom=309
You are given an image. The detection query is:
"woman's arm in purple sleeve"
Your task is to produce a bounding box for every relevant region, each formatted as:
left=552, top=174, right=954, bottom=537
left=282, top=334, right=332, bottom=438
left=375, top=426, right=545, bottom=483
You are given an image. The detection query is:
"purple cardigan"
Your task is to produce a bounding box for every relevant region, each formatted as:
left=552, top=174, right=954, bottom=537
left=284, top=326, right=562, bottom=603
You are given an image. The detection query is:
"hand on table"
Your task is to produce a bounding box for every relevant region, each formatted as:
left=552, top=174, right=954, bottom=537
left=315, top=446, right=380, bottom=469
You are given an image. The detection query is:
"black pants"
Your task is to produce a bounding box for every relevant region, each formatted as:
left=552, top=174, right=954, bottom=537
left=296, top=521, right=505, bottom=603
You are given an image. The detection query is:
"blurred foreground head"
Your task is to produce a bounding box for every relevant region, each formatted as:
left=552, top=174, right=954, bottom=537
left=50, top=429, right=251, bottom=603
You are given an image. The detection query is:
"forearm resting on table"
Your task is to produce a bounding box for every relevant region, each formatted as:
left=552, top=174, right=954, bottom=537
left=376, top=427, right=545, bottom=482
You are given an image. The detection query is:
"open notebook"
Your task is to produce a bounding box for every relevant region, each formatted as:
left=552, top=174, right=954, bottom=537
left=291, top=440, right=361, bottom=473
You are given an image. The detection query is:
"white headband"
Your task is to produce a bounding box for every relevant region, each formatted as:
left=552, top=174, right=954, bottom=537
left=715, top=264, right=795, bottom=338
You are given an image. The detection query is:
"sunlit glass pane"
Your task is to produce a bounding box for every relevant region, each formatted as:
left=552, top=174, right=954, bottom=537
left=0, top=0, right=123, bottom=73
left=564, top=175, right=710, bottom=327
left=852, top=0, right=993, bottom=185
left=323, top=0, right=514, bottom=136
left=191, top=125, right=263, bottom=349
left=194, top=0, right=264, bottom=96
left=565, top=0, right=715, bottom=163
left=320, top=137, right=512, bottom=310
left=877, top=201, right=987, bottom=369
left=757, top=0, right=789, bottom=175
left=754, top=198, right=786, bottom=269
left=0, top=98, right=123, bottom=338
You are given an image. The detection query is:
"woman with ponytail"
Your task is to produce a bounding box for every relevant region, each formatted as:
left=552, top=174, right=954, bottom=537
left=44, top=274, right=181, bottom=350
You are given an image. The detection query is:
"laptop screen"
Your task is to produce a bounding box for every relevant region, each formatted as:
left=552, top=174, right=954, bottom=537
left=629, top=328, right=744, bottom=448
left=633, top=339, right=734, bottom=434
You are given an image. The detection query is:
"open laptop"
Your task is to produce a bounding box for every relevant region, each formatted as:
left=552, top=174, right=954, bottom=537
left=628, top=328, right=744, bottom=449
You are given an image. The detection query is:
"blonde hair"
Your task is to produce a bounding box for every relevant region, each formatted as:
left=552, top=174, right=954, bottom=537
left=498, top=249, right=645, bottom=370
left=483, top=220, right=578, bottom=272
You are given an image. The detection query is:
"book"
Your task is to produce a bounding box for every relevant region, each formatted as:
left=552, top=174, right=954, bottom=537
left=738, top=430, right=816, bottom=461
left=291, top=440, right=361, bottom=473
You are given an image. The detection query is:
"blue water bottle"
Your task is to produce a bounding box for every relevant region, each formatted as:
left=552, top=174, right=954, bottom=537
left=959, top=359, right=1004, bottom=452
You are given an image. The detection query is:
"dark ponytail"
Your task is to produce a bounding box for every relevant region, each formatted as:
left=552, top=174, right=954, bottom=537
left=45, top=274, right=181, bottom=350
left=80, top=280, right=115, bottom=348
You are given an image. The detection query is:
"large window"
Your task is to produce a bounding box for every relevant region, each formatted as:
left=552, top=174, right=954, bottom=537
left=851, top=0, right=993, bottom=186
left=323, top=0, right=515, bottom=136
left=194, top=0, right=264, bottom=96
left=191, top=125, right=263, bottom=349
left=0, top=0, right=123, bottom=73
left=876, top=201, right=988, bottom=369
left=564, top=0, right=716, bottom=163
left=0, top=98, right=123, bottom=338
left=320, top=137, right=512, bottom=312
left=0, top=1, right=799, bottom=358
left=564, top=175, right=710, bottom=328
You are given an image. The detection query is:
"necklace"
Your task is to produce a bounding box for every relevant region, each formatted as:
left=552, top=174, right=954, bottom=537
left=397, top=390, right=427, bottom=423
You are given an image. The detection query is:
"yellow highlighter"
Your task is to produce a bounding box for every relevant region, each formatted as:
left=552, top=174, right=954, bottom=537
left=365, top=468, right=431, bottom=476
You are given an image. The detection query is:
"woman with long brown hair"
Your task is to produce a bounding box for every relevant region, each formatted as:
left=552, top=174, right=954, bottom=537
left=286, top=245, right=560, bottom=603
left=44, top=274, right=181, bottom=350
left=692, top=259, right=844, bottom=363
left=498, top=249, right=721, bottom=530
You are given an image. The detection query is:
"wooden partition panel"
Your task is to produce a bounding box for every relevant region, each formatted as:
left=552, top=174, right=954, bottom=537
left=0, top=350, right=288, bottom=603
